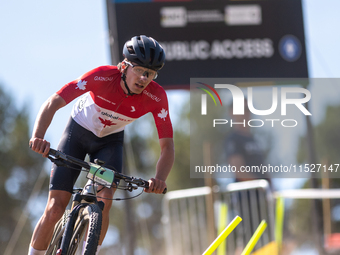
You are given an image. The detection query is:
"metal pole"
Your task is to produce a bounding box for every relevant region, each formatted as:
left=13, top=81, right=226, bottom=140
left=304, top=95, right=325, bottom=255
left=203, top=141, right=216, bottom=244
left=105, top=0, right=120, bottom=65
left=321, top=159, right=331, bottom=242
left=124, top=136, right=152, bottom=253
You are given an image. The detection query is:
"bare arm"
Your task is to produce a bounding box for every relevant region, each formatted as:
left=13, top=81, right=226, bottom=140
left=29, top=93, right=66, bottom=156
left=146, top=137, right=175, bottom=194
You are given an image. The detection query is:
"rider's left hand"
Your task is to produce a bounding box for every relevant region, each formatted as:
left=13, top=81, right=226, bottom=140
left=145, top=178, right=166, bottom=194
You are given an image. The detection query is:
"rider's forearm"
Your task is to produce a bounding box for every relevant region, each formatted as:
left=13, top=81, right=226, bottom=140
left=32, top=93, right=66, bottom=139
left=155, top=138, right=174, bottom=181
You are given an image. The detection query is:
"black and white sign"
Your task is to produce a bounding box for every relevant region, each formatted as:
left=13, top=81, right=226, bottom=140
left=107, top=0, right=308, bottom=89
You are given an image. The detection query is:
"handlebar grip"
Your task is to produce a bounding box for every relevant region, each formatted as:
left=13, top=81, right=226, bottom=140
left=144, top=183, right=167, bottom=194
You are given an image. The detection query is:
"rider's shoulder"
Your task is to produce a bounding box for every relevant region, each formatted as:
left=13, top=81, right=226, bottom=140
left=146, top=80, right=166, bottom=94
left=90, top=65, right=120, bottom=75
left=143, top=81, right=168, bottom=101
left=81, top=65, right=119, bottom=77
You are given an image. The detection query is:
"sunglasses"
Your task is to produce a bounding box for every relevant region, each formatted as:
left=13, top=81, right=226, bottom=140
left=124, top=61, right=158, bottom=80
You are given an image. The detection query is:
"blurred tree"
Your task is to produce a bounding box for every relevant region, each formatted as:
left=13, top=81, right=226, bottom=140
left=290, top=103, right=340, bottom=250
left=297, top=104, right=340, bottom=171
left=0, top=84, right=46, bottom=254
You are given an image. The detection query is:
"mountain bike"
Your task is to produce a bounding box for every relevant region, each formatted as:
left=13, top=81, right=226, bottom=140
left=44, top=148, right=167, bottom=255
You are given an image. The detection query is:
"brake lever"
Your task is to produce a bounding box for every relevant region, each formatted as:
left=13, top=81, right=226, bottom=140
left=47, top=155, right=68, bottom=168
left=48, top=149, right=67, bottom=160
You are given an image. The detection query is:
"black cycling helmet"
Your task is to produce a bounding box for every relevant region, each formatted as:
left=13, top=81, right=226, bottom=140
left=123, top=35, right=166, bottom=71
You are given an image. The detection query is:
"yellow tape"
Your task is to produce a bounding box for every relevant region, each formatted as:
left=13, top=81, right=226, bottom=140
left=241, top=220, right=267, bottom=255
left=202, top=215, right=242, bottom=255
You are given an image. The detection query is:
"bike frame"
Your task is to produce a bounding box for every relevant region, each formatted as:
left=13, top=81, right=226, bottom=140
left=44, top=148, right=166, bottom=255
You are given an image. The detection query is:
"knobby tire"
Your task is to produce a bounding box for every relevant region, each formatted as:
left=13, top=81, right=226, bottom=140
left=67, top=204, right=102, bottom=255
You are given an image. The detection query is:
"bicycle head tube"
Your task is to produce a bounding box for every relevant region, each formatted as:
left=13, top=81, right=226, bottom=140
left=81, top=179, right=98, bottom=202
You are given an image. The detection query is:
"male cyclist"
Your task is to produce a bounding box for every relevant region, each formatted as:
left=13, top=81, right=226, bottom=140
left=28, top=35, right=174, bottom=255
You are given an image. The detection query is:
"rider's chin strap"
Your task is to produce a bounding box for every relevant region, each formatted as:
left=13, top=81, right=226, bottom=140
left=121, top=73, right=135, bottom=96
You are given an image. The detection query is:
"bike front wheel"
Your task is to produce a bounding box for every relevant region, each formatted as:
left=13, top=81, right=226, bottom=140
left=67, top=203, right=102, bottom=255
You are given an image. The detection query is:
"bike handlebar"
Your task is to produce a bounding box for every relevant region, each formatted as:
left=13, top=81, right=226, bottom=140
left=47, top=148, right=167, bottom=194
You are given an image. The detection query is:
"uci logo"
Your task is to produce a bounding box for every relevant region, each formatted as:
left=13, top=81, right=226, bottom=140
left=199, top=84, right=311, bottom=116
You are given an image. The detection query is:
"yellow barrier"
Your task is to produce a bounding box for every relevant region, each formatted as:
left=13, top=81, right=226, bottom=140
left=202, top=216, right=242, bottom=255
left=241, top=220, right=267, bottom=255
left=275, top=197, right=285, bottom=251
left=250, top=241, right=279, bottom=255
left=217, top=204, right=228, bottom=255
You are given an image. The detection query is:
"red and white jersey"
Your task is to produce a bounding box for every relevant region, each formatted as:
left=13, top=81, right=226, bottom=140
left=56, top=66, right=173, bottom=139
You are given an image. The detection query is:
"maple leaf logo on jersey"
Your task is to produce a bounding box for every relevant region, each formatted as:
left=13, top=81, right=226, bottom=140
left=99, top=117, right=116, bottom=128
left=158, top=108, right=168, bottom=121
left=76, top=80, right=87, bottom=90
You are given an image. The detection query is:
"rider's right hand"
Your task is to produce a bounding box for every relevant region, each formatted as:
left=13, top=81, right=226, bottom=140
left=29, top=137, right=50, bottom=157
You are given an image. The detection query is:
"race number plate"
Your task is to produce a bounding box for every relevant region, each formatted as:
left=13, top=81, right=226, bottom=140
left=86, top=163, right=114, bottom=189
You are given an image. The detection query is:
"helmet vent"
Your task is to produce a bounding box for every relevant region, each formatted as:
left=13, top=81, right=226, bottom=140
left=150, top=49, right=155, bottom=63
left=127, top=45, right=134, bottom=54
left=140, top=47, right=145, bottom=58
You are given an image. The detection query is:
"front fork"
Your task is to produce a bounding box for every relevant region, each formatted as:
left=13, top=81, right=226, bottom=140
left=71, top=193, right=105, bottom=211
left=71, top=179, right=105, bottom=211
left=58, top=191, right=105, bottom=255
